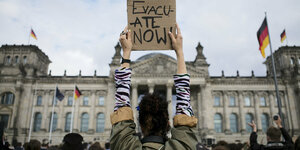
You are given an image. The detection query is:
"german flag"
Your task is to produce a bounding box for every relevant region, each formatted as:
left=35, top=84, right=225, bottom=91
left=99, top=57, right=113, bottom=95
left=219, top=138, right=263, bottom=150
left=280, top=29, right=286, bottom=43
left=30, top=29, right=37, bottom=40
left=74, top=86, right=82, bottom=100
left=257, top=18, right=269, bottom=58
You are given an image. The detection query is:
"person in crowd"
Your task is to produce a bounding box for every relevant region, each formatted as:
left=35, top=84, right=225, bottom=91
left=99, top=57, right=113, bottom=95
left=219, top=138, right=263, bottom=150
left=110, top=24, right=199, bottom=149
left=61, top=133, right=84, bottom=150
left=295, top=136, right=300, bottom=150
left=88, top=142, right=104, bottom=150
left=104, top=141, right=110, bottom=150
left=248, top=115, right=294, bottom=149
left=24, top=140, right=40, bottom=150
left=14, top=142, right=23, bottom=150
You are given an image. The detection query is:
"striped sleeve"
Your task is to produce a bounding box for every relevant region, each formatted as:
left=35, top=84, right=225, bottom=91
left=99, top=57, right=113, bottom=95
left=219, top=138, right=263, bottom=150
left=114, top=67, right=132, bottom=111
left=174, top=74, right=194, bottom=117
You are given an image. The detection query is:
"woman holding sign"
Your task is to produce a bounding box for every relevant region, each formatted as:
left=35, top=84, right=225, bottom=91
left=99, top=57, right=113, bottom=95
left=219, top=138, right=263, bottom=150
left=110, top=24, right=199, bottom=150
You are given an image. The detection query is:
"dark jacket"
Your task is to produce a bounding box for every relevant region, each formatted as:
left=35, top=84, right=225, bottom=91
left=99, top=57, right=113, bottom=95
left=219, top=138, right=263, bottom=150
left=250, top=128, right=294, bottom=150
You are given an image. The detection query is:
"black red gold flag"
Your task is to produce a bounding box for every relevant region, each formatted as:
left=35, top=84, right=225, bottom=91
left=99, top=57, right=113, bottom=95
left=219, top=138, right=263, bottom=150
left=280, top=29, right=286, bottom=43
left=257, top=18, right=269, bottom=58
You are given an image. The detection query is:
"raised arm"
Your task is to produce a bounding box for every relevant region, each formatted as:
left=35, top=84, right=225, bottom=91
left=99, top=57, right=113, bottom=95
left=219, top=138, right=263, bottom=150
left=169, top=24, right=194, bottom=117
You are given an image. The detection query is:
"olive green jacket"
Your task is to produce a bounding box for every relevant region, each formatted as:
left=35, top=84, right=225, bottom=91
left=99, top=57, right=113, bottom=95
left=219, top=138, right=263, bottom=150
left=110, top=107, right=199, bottom=150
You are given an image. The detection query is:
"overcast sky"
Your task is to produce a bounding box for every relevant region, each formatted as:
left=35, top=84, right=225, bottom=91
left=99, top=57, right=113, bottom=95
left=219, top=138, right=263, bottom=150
left=1, top=0, right=299, bottom=77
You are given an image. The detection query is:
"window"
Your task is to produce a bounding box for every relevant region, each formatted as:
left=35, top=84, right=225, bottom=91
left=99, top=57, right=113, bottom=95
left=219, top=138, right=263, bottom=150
left=80, top=113, right=89, bottom=132
left=33, top=112, right=42, bottom=132
left=261, top=114, right=269, bottom=132
left=6, top=56, right=11, bottom=64
left=245, top=113, right=253, bottom=133
left=244, top=96, right=251, bottom=106
left=229, top=96, right=236, bottom=106
left=1, top=92, right=15, bottom=105
left=23, top=56, right=27, bottom=64
left=214, top=96, right=221, bottom=106
left=49, top=112, right=58, bottom=131
left=65, top=113, right=71, bottom=132
left=15, top=56, right=19, bottom=63
left=260, top=97, right=266, bottom=106
left=98, top=96, right=105, bottom=106
left=36, top=96, right=42, bottom=106
left=0, top=114, right=9, bottom=129
left=83, top=96, right=89, bottom=106
left=230, top=113, right=238, bottom=133
left=67, top=96, right=73, bottom=106
left=96, top=113, right=105, bottom=132
left=214, top=114, right=223, bottom=133
left=290, top=57, right=294, bottom=65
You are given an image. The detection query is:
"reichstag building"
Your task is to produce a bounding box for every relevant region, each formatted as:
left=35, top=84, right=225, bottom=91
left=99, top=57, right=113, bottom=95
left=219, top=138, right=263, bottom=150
left=0, top=43, right=299, bottom=145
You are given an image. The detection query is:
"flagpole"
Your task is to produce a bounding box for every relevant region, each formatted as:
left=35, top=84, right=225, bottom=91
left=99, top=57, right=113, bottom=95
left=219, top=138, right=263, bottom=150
left=265, top=12, right=285, bottom=128
left=28, top=82, right=37, bottom=142
left=28, top=28, right=31, bottom=45
left=285, top=28, right=289, bottom=46
left=70, top=85, right=76, bottom=133
left=49, top=84, right=57, bottom=144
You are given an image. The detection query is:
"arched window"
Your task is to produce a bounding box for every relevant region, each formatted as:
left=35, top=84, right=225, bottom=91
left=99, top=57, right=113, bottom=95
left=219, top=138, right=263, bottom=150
left=261, top=113, right=269, bottom=132
left=83, top=96, right=89, bottom=106
left=260, top=97, right=266, bottom=106
left=244, top=96, right=251, bottom=106
left=65, top=113, right=71, bottom=132
left=214, top=114, right=223, bottom=133
left=96, top=113, right=105, bottom=132
left=229, top=96, right=236, bottom=106
left=49, top=112, right=58, bottom=131
left=214, top=96, right=221, bottom=106
left=230, top=113, right=238, bottom=133
left=33, top=112, right=42, bottom=132
left=15, top=56, right=19, bottom=63
left=1, top=92, right=15, bottom=105
left=245, top=113, right=254, bottom=133
left=6, top=56, right=11, bottom=64
left=67, top=96, right=73, bottom=106
left=23, top=56, right=27, bottom=64
left=80, top=113, right=89, bottom=132
left=98, top=96, right=105, bottom=106
left=0, top=114, right=9, bottom=129
left=36, top=96, right=42, bottom=106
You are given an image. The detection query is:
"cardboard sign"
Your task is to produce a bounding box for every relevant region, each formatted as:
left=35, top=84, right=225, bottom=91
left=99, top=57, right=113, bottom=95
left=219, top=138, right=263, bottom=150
left=127, top=0, right=176, bottom=50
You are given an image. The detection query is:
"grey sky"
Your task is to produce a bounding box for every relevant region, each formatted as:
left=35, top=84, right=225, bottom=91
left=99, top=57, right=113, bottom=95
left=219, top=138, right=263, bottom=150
left=1, top=0, right=299, bottom=76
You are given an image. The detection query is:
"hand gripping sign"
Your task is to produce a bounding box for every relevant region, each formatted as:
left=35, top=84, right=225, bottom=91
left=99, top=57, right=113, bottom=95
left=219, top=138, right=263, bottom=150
left=128, top=0, right=176, bottom=50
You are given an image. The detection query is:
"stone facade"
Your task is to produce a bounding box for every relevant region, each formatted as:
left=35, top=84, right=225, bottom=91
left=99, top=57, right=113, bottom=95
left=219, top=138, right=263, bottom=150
left=0, top=44, right=299, bottom=145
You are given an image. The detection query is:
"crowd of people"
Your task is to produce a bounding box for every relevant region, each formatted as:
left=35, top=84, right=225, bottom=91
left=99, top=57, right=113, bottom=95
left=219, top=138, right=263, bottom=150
left=1, top=24, right=300, bottom=150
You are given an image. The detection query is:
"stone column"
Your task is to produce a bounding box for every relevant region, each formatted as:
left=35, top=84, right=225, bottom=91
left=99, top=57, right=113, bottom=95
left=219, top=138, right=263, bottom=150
left=197, top=91, right=202, bottom=129
left=57, top=91, right=64, bottom=131
left=131, top=83, right=138, bottom=125
left=167, top=83, right=173, bottom=127
left=238, top=91, right=246, bottom=133
left=268, top=91, right=275, bottom=117
left=10, top=86, right=22, bottom=129
left=41, top=90, right=50, bottom=131
left=148, top=83, right=154, bottom=94
left=223, top=91, right=230, bottom=133
left=73, top=94, right=80, bottom=132
left=89, top=91, right=96, bottom=132
left=200, top=84, right=208, bottom=129
left=254, top=92, right=262, bottom=132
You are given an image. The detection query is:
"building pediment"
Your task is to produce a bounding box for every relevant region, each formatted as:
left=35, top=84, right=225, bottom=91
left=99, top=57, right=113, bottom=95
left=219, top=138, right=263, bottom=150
left=131, top=53, right=206, bottom=77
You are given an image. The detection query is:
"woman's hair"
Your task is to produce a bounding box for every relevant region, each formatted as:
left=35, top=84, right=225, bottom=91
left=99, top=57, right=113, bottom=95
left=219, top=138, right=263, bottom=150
left=25, top=140, right=41, bottom=150
left=138, top=93, right=170, bottom=141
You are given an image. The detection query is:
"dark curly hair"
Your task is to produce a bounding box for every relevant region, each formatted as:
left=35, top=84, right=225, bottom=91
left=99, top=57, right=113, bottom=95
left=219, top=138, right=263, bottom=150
left=138, top=93, right=170, bottom=141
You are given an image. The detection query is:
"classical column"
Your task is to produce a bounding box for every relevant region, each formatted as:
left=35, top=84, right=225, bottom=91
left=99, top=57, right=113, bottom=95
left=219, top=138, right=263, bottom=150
left=131, top=83, right=138, bottom=126
left=89, top=91, right=96, bottom=132
left=197, top=91, right=202, bottom=129
left=223, top=91, right=230, bottom=133
left=268, top=91, right=275, bottom=117
left=41, top=90, right=50, bottom=131
left=254, top=92, right=262, bottom=132
left=167, top=83, right=173, bottom=127
left=73, top=93, right=80, bottom=132
left=57, top=91, right=64, bottom=131
left=238, top=91, right=246, bottom=133
left=148, top=83, right=154, bottom=94
left=200, top=84, right=208, bottom=129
